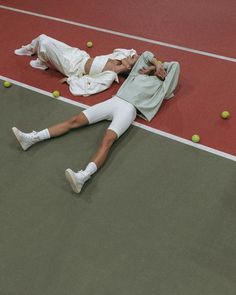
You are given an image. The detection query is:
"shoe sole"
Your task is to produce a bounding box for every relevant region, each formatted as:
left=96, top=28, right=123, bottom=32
left=65, top=169, right=82, bottom=193
left=12, top=127, right=28, bottom=151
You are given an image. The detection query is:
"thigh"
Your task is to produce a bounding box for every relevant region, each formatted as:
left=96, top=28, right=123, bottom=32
left=37, top=35, right=75, bottom=74
left=37, top=35, right=90, bottom=76
left=108, top=98, right=137, bottom=138
left=82, top=98, right=114, bottom=124
left=38, top=35, right=73, bottom=52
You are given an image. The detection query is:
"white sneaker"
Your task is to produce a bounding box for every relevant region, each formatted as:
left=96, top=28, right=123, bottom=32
left=14, top=46, right=33, bottom=56
left=65, top=169, right=90, bottom=193
left=12, top=127, right=38, bottom=151
left=30, top=58, right=48, bottom=70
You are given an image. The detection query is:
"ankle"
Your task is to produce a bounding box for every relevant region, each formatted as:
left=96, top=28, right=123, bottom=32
left=83, top=162, right=97, bottom=177
left=36, top=129, right=50, bottom=140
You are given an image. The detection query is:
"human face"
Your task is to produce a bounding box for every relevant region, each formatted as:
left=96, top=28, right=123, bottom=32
left=125, top=54, right=139, bottom=68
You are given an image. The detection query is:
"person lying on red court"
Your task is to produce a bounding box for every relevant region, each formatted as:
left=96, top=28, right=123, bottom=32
left=12, top=51, right=180, bottom=193
left=14, top=34, right=138, bottom=96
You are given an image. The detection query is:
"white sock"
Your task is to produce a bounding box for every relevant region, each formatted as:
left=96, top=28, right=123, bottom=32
left=34, top=129, right=50, bottom=141
left=82, top=162, right=97, bottom=177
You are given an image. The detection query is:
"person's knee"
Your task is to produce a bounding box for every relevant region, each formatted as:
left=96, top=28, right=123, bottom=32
left=101, top=131, right=117, bottom=150
left=38, top=34, right=48, bottom=41
left=67, top=113, right=88, bottom=128
left=66, top=116, right=77, bottom=128
left=38, top=34, right=50, bottom=47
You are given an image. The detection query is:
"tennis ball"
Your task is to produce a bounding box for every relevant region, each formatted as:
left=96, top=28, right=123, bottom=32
left=87, top=41, right=93, bottom=48
left=191, top=134, right=200, bottom=143
left=221, top=111, right=230, bottom=119
left=52, top=90, right=60, bottom=98
left=3, top=81, right=12, bottom=88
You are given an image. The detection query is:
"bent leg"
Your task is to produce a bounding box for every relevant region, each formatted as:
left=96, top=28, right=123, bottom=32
left=14, top=34, right=51, bottom=56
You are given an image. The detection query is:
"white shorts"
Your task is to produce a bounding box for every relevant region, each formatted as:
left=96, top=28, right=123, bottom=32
left=83, top=96, right=137, bottom=138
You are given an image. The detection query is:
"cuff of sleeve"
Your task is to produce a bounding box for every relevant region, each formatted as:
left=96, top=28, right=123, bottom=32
left=143, top=51, right=154, bottom=63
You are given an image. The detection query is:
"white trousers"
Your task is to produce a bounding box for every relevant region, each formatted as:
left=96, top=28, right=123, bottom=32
left=83, top=96, right=137, bottom=138
left=25, top=34, right=90, bottom=77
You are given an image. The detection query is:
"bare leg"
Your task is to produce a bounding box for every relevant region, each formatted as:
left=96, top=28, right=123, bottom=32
left=90, top=129, right=118, bottom=169
left=48, top=112, right=89, bottom=137
left=65, top=129, right=118, bottom=193
left=12, top=112, right=89, bottom=151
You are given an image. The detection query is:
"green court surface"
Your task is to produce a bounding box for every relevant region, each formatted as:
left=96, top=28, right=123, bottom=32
left=0, top=82, right=236, bottom=295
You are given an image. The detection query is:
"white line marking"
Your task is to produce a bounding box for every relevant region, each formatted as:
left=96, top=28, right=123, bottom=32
left=1, top=75, right=236, bottom=162
left=1, top=5, right=236, bottom=63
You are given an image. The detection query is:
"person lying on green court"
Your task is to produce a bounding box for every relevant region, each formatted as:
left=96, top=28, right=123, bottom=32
left=12, top=51, right=180, bottom=193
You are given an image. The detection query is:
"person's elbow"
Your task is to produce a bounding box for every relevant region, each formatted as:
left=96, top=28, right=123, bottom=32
left=173, top=61, right=180, bottom=71
left=168, top=61, right=180, bottom=76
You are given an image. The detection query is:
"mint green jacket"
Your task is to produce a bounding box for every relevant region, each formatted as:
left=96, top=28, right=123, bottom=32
left=116, top=51, right=180, bottom=121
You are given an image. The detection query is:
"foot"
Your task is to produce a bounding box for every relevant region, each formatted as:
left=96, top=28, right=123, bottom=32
left=12, top=127, right=38, bottom=151
left=65, top=169, right=90, bottom=193
left=30, top=58, right=48, bottom=70
left=14, top=46, right=33, bottom=56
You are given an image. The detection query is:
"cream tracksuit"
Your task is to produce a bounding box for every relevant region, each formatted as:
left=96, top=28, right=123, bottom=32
left=22, top=34, right=136, bottom=96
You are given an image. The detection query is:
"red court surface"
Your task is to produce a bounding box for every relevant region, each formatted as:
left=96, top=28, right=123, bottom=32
left=0, top=0, right=236, bottom=57
left=0, top=3, right=236, bottom=157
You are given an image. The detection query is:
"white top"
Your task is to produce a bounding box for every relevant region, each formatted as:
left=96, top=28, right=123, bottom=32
left=67, top=48, right=137, bottom=96
left=89, top=55, right=109, bottom=75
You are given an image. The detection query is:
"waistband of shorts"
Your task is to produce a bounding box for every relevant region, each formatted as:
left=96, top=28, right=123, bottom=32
left=112, top=95, right=134, bottom=106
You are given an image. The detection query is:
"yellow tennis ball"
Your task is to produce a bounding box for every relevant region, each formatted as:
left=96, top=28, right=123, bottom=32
left=52, top=90, right=60, bottom=98
left=191, top=134, right=200, bottom=143
left=221, top=111, right=230, bottom=119
left=3, top=81, right=12, bottom=88
left=87, top=41, right=93, bottom=48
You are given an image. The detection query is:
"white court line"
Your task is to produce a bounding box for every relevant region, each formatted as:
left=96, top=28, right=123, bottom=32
left=1, top=75, right=236, bottom=162
left=1, top=4, right=236, bottom=63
